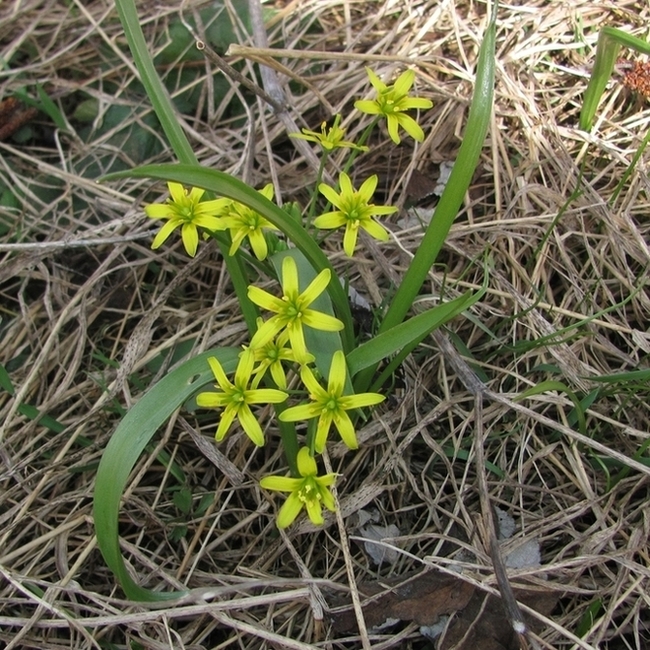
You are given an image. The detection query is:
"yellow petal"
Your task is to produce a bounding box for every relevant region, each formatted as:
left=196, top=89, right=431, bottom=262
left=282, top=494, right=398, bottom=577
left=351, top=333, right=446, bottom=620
left=296, top=447, right=318, bottom=477
left=276, top=492, right=303, bottom=528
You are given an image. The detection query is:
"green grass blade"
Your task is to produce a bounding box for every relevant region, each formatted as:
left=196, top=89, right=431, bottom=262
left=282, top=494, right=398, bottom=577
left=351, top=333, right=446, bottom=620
left=516, top=380, right=586, bottom=437
left=93, top=347, right=238, bottom=601
left=588, top=368, right=650, bottom=384
left=105, top=163, right=354, bottom=349
left=579, top=27, right=650, bottom=131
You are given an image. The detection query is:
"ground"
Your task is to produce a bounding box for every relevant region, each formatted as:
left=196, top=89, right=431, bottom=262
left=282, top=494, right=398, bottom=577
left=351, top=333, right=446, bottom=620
left=1, top=0, right=649, bottom=648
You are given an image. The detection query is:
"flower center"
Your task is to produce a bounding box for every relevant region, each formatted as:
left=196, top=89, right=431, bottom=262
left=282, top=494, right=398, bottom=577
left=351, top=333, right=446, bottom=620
left=232, top=388, right=247, bottom=404
left=325, top=397, right=339, bottom=412
left=298, top=479, right=321, bottom=503
left=178, top=205, right=194, bottom=222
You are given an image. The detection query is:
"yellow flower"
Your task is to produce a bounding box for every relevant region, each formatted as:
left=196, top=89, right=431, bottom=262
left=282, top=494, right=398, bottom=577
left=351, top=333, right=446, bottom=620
left=317, top=173, right=396, bottom=256
left=219, top=184, right=280, bottom=261
left=144, top=182, right=228, bottom=257
left=280, top=350, right=385, bottom=452
left=290, top=114, right=369, bottom=152
left=355, top=67, right=432, bottom=144
left=196, top=349, right=288, bottom=446
left=248, top=256, right=344, bottom=363
left=260, top=447, right=337, bottom=528
left=250, top=319, right=314, bottom=390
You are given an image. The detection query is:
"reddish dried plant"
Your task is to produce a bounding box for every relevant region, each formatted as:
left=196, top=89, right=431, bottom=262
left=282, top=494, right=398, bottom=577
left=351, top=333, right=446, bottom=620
left=622, top=60, right=650, bottom=97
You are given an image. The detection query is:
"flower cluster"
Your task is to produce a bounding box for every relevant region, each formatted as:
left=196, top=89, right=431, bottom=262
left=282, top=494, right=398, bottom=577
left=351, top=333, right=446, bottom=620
left=144, top=182, right=279, bottom=260
left=146, top=68, right=430, bottom=260
left=142, top=67, right=429, bottom=527
left=195, top=256, right=384, bottom=526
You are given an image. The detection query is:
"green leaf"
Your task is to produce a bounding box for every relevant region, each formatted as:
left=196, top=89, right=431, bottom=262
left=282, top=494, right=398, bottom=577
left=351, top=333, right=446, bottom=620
left=579, top=28, right=650, bottom=131
left=93, top=347, right=238, bottom=601
left=347, top=290, right=480, bottom=378
left=172, top=487, right=193, bottom=514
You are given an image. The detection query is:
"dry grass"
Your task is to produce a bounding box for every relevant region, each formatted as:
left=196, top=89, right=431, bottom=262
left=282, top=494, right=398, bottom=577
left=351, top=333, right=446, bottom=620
left=1, top=0, right=650, bottom=648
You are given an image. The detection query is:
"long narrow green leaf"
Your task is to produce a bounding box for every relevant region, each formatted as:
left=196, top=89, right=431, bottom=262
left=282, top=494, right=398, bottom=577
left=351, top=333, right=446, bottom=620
left=93, top=347, right=238, bottom=601
left=579, top=27, right=650, bottom=131
left=113, top=0, right=257, bottom=334
left=379, top=8, right=496, bottom=334
left=587, top=368, right=650, bottom=384
left=105, top=164, right=355, bottom=349
left=347, top=290, right=479, bottom=378
left=114, top=0, right=196, bottom=164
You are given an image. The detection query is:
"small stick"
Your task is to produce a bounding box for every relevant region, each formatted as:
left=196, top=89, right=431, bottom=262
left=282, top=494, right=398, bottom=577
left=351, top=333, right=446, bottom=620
left=433, top=330, right=530, bottom=647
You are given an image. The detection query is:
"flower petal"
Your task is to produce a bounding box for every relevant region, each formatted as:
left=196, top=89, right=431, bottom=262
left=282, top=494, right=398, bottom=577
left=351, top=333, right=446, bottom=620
left=386, top=114, right=401, bottom=144
left=145, top=204, right=173, bottom=219
left=168, top=182, right=187, bottom=204
left=365, top=67, right=387, bottom=93
left=181, top=223, right=199, bottom=257
left=195, top=391, right=229, bottom=408
left=235, top=348, right=255, bottom=387
left=332, top=411, right=359, bottom=449
left=399, top=97, right=433, bottom=110
left=327, top=351, right=347, bottom=397
left=246, top=388, right=289, bottom=404
left=396, top=113, right=425, bottom=142
left=192, top=214, right=226, bottom=230
left=296, top=447, right=317, bottom=477
left=299, top=365, right=328, bottom=398
left=361, top=219, right=390, bottom=242
left=314, top=212, right=347, bottom=229
left=288, top=322, right=309, bottom=362
left=151, top=219, right=179, bottom=249
left=354, top=99, right=382, bottom=115
left=260, top=476, right=303, bottom=491
left=248, top=286, right=286, bottom=314
left=342, top=224, right=359, bottom=257
left=207, top=356, right=231, bottom=390
left=339, top=392, right=386, bottom=409
left=320, top=486, right=336, bottom=512
left=249, top=316, right=285, bottom=349
left=314, top=412, right=334, bottom=453
left=318, top=183, right=344, bottom=208
left=281, top=256, right=299, bottom=297
left=269, top=362, right=287, bottom=389
left=279, top=403, right=322, bottom=422
left=248, top=229, right=269, bottom=260
left=393, top=69, right=415, bottom=97
left=357, top=175, right=378, bottom=203
left=301, top=310, right=344, bottom=331
left=276, top=492, right=304, bottom=528
left=301, top=269, right=331, bottom=308
left=215, top=405, right=237, bottom=441
left=305, top=497, right=324, bottom=526
left=339, top=172, right=353, bottom=196
left=238, top=404, right=265, bottom=446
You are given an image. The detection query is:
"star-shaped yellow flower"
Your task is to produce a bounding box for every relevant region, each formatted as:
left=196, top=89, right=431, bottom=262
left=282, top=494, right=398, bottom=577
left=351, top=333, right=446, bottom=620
left=290, top=114, right=369, bottom=152
left=260, top=447, right=337, bottom=528
left=218, top=184, right=280, bottom=261
left=144, top=181, right=228, bottom=257
left=250, top=319, right=314, bottom=390
left=248, top=256, right=344, bottom=363
left=317, top=173, right=396, bottom=257
left=355, top=67, right=432, bottom=144
left=196, top=348, right=288, bottom=446
left=279, top=350, right=385, bottom=452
